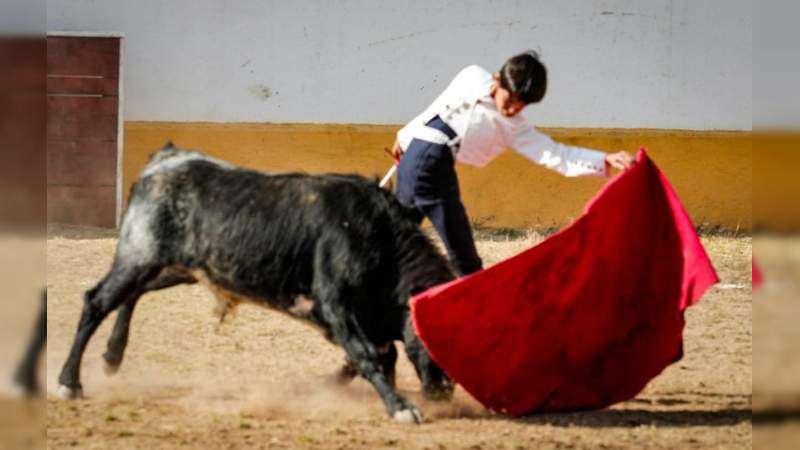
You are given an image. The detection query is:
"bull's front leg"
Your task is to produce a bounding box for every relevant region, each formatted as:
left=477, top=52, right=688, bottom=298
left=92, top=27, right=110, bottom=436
left=332, top=343, right=397, bottom=388
left=319, top=305, right=422, bottom=423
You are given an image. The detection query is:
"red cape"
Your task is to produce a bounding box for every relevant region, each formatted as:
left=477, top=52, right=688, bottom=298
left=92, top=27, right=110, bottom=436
left=752, top=257, right=762, bottom=287
left=411, top=149, right=718, bottom=415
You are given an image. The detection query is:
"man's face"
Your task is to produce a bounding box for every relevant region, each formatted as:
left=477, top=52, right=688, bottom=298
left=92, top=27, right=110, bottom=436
left=491, top=77, right=527, bottom=118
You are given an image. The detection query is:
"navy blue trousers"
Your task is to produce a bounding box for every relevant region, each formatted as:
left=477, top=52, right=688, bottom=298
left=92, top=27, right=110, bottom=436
left=395, top=117, right=483, bottom=276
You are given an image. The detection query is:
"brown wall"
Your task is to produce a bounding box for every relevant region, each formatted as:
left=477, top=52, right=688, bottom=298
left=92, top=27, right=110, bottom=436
left=123, top=122, right=752, bottom=231
left=47, top=36, right=120, bottom=228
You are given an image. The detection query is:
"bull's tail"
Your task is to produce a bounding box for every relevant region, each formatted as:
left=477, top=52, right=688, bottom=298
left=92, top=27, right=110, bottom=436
left=144, top=141, right=182, bottom=166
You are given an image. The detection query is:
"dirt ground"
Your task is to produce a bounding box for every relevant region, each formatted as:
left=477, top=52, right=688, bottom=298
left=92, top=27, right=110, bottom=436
left=45, top=225, right=752, bottom=450
left=752, top=235, right=800, bottom=449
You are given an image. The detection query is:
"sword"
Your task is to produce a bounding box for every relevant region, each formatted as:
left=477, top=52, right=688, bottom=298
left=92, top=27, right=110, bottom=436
left=379, top=165, right=397, bottom=188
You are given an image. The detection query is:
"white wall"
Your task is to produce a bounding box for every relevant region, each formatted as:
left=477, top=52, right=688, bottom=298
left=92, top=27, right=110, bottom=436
left=47, top=0, right=751, bottom=130
left=754, top=0, right=799, bottom=129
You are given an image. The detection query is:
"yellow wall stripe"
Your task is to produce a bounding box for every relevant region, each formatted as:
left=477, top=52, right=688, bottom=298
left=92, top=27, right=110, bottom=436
left=124, top=122, right=751, bottom=231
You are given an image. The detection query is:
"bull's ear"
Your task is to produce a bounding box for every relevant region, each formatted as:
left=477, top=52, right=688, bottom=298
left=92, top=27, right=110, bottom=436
left=162, top=141, right=176, bottom=149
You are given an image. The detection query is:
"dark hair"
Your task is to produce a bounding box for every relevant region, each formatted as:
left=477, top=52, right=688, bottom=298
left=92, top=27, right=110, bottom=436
left=498, top=50, right=547, bottom=104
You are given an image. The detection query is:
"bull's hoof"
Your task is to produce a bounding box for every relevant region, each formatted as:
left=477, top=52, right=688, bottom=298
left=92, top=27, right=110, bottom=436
left=102, top=360, right=120, bottom=376
left=57, top=384, right=83, bottom=400
left=11, top=381, right=38, bottom=399
left=392, top=408, right=423, bottom=424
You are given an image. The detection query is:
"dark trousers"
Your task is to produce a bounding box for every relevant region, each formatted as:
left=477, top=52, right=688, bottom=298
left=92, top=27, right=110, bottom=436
left=395, top=119, right=483, bottom=276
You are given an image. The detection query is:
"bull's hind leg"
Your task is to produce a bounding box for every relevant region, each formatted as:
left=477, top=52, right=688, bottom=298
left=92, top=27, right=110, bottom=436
left=100, top=297, right=137, bottom=376
left=102, top=270, right=196, bottom=375
left=57, top=264, right=160, bottom=399
left=403, top=314, right=454, bottom=401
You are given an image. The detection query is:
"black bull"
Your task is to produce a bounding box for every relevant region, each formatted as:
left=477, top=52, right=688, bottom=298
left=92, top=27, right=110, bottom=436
left=57, top=143, right=456, bottom=423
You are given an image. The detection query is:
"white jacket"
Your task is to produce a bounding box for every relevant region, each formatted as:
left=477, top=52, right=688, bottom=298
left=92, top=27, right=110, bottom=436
left=396, top=65, right=607, bottom=177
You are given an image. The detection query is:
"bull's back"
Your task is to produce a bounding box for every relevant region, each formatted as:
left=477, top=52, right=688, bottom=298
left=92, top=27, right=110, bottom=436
left=135, top=157, right=395, bottom=301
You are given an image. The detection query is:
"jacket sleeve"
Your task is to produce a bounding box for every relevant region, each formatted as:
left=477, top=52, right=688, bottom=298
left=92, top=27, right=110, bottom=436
left=508, top=125, right=608, bottom=177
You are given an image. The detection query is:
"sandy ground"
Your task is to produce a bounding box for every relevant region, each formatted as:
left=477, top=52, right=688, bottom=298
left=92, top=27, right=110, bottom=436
left=0, top=232, right=46, bottom=450
left=44, top=225, right=752, bottom=449
left=752, top=235, right=800, bottom=449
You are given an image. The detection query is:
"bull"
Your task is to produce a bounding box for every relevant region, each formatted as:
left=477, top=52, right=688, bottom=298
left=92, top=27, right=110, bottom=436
left=57, top=143, right=456, bottom=423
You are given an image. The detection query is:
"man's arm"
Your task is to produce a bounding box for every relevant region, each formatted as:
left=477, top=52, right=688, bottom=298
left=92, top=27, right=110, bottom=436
left=510, top=126, right=632, bottom=176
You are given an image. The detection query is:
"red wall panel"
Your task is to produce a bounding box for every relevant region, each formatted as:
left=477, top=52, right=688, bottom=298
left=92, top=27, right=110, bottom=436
left=46, top=36, right=120, bottom=228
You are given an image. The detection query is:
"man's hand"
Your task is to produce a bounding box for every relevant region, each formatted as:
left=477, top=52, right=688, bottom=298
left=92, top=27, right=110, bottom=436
left=605, top=151, right=634, bottom=171
left=384, top=140, right=404, bottom=165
